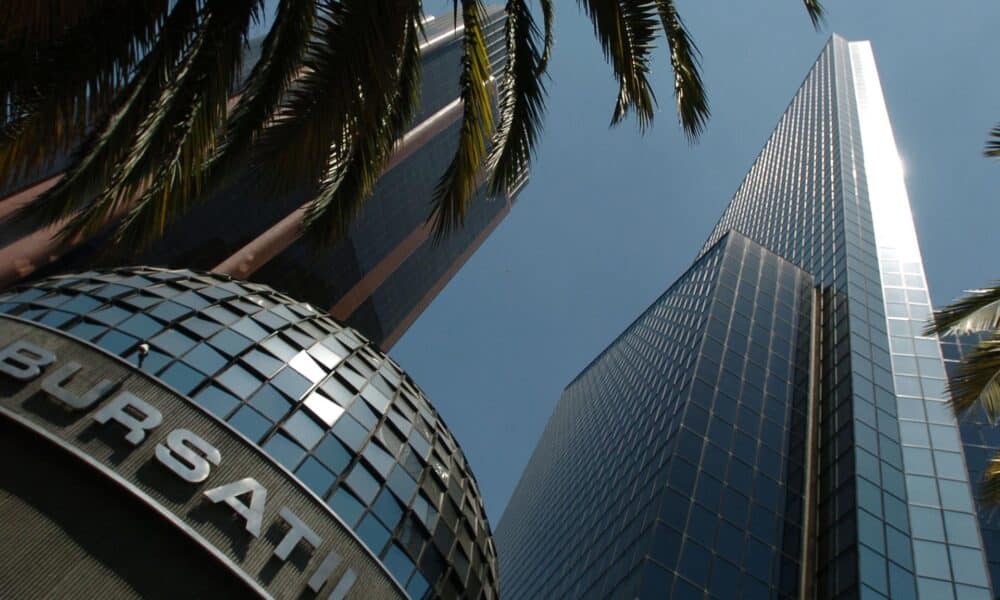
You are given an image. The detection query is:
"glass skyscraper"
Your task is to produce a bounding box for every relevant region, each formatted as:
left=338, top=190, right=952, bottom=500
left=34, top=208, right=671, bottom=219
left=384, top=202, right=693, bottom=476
left=0, top=6, right=523, bottom=351
left=497, top=35, right=994, bottom=599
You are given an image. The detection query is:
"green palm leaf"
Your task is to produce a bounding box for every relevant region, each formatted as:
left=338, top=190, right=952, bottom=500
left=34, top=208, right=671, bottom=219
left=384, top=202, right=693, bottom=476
left=537, top=0, right=554, bottom=74
left=0, top=1, right=168, bottom=185
left=925, top=283, right=1000, bottom=337
left=2, top=0, right=832, bottom=251
left=109, top=0, right=264, bottom=249
left=253, top=2, right=380, bottom=192
left=654, top=0, right=708, bottom=138
left=802, top=0, right=824, bottom=28
left=302, top=1, right=423, bottom=245
left=205, top=0, right=316, bottom=189
left=429, top=0, right=494, bottom=238
left=946, top=336, right=1000, bottom=418
left=986, top=124, right=1000, bottom=158
left=487, top=0, right=547, bottom=198
left=579, top=0, right=659, bottom=131
left=15, top=0, right=201, bottom=229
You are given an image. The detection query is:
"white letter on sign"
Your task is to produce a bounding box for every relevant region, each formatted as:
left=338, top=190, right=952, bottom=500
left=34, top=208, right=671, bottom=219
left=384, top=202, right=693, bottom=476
left=42, top=362, right=116, bottom=410
left=204, top=478, right=267, bottom=537
left=155, top=429, right=221, bottom=483
left=93, top=392, right=163, bottom=444
left=0, top=341, right=55, bottom=380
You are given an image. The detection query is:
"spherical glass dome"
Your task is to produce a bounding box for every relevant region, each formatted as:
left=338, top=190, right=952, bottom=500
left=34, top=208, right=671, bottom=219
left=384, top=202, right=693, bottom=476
left=0, top=267, right=497, bottom=599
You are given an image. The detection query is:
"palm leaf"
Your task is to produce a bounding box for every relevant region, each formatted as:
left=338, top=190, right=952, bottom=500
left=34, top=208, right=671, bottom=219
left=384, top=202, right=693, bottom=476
left=252, top=1, right=378, bottom=192
left=946, top=336, right=1000, bottom=418
left=487, top=0, right=547, bottom=197
left=0, top=1, right=168, bottom=185
left=578, top=0, right=659, bottom=131
left=802, top=0, right=824, bottom=28
left=108, top=0, right=264, bottom=249
left=980, top=454, right=1000, bottom=505
left=302, top=1, right=423, bottom=245
left=0, top=1, right=107, bottom=46
left=14, top=0, right=201, bottom=229
left=204, top=0, right=316, bottom=189
left=429, top=0, right=494, bottom=238
left=986, top=124, right=1000, bottom=158
left=654, top=0, right=708, bottom=139
left=925, top=283, right=1000, bottom=337
left=536, top=0, right=554, bottom=74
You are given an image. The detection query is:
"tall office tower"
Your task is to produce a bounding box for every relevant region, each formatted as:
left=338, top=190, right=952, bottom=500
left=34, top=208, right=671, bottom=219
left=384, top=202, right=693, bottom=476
left=0, top=6, right=523, bottom=350
left=497, top=35, right=994, bottom=600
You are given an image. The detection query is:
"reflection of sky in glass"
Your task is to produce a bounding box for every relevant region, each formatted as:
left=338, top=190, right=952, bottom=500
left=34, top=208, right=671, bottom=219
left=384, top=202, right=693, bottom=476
left=850, top=41, right=992, bottom=597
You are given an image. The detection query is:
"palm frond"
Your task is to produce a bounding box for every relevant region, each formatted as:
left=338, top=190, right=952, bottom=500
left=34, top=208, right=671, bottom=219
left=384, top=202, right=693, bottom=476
left=0, top=1, right=169, bottom=185
left=578, top=0, right=659, bottom=131
left=204, top=0, right=316, bottom=189
left=0, top=1, right=107, bottom=47
left=986, top=124, right=1000, bottom=158
left=980, top=454, right=1000, bottom=505
left=252, top=1, right=373, bottom=192
left=945, top=336, right=1000, bottom=418
left=536, top=0, right=554, bottom=74
left=429, top=0, right=494, bottom=238
left=801, top=0, right=824, bottom=28
left=486, top=0, right=547, bottom=198
left=654, top=0, right=708, bottom=139
left=15, top=0, right=202, bottom=229
left=107, top=0, right=264, bottom=249
left=302, top=2, right=423, bottom=246
left=925, top=283, right=1000, bottom=337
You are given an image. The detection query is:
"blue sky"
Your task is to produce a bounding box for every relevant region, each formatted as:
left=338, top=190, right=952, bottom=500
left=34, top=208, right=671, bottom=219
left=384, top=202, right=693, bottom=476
left=397, top=0, right=1000, bottom=526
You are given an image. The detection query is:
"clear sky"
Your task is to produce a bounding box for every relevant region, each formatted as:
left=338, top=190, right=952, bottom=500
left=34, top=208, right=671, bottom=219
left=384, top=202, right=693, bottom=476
left=396, top=0, right=1000, bottom=527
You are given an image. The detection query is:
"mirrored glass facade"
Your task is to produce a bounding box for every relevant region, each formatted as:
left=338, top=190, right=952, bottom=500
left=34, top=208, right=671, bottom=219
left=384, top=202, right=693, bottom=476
left=0, top=267, right=498, bottom=599
left=497, top=35, right=993, bottom=599
left=498, top=232, right=814, bottom=599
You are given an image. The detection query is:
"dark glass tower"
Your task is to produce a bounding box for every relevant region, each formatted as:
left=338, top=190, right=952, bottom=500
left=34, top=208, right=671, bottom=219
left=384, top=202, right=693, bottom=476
left=0, top=6, right=523, bottom=351
left=497, top=36, right=993, bottom=600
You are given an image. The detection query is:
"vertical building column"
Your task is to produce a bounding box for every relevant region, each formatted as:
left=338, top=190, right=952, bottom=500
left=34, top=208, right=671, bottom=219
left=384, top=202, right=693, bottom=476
left=799, top=287, right=822, bottom=599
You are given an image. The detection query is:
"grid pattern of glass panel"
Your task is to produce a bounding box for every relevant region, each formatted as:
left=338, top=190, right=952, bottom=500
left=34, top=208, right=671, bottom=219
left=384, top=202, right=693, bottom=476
left=850, top=41, right=991, bottom=600
left=497, top=235, right=727, bottom=599
left=0, top=267, right=498, bottom=600
left=941, top=334, right=1000, bottom=595
left=496, top=232, right=814, bottom=599
left=699, top=35, right=928, bottom=598
left=500, top=34, right=992, bottom=600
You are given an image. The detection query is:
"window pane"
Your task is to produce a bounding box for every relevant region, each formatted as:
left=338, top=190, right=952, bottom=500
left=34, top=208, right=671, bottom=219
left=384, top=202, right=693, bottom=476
left=160, top=361, right=204, bottom=395
left=283, top=410, right=324, bottom=449
left=356, top=513, right=391, bottom=555
left=262, top=432, right=306, bottom=471
left=313, top=435, right=351, bottom=475
left=328, top=489, right=365, bottom=526
left=228, top=405, right=271, bottom=442
left=182, top=343, right=227, bottom=375
left=249, top=385, right=291, bottom=422
left=346, top=463, right=380, bottom=504
left=295, top=457, right=335, bottom=497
